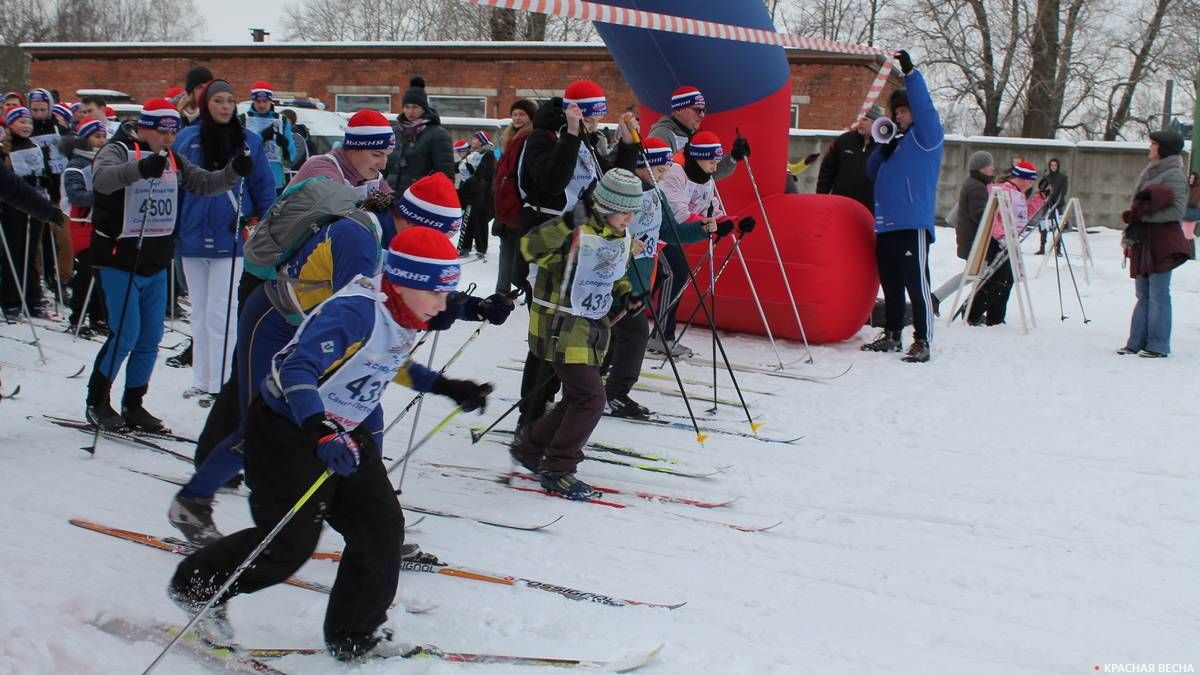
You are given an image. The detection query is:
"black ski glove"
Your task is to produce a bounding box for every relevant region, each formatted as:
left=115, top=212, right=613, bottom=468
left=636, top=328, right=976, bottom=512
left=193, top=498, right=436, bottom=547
left=731, top=136, right=751, bottom=162
left=465, top=293, right=515, bottom=325
left=715, top=218, right=735, bottom=239
left=137, top=152, right=168, bottom=179
left=737, top=216, right=756, bottom=234
left=895, top=50, right=914, bottom=75
left=431, top=377, right=493, bottom=412
left=232, top=150, right=254, bottom=177
left=260, top=125, right=276, bottom=143
left=880, top=132, right=905, bottom=159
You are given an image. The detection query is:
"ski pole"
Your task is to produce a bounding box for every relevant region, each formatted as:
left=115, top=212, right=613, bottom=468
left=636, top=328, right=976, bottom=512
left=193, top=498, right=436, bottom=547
left=712, top=183, right=786, bottom=371
left=0, top=221, right=46, bottom=361
left=396, top=331, right=439, bottom=490
left=87, top=161, right=164, bottom=454
left=659, top=231, right=743, bottom=362
left=706, top=211, right=717, bottom=414
left=634, top=143, right=757, bottom=434
left=217, top=175, right=246, bottom=393
left=46, top=222, right=66, bottom=318
left=470, top=366, right=559, bottom=443
left=141, top=468, right=334, bottom=675
left=387, top=407, right=463, bottom=475
left=739, top=129, right=814, bottom=364
left=73, top=275, right=96, bottom=340
left=1058, top=225, right=1090, bottom=324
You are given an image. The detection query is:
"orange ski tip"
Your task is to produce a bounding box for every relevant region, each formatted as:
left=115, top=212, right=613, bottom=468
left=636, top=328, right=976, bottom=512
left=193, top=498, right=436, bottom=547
left=750, top=421, right=765, bottom=434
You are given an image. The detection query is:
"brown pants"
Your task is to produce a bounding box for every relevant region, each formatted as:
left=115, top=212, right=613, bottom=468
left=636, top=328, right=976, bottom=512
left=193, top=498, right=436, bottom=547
left=512, top=362, right=605, bottom=475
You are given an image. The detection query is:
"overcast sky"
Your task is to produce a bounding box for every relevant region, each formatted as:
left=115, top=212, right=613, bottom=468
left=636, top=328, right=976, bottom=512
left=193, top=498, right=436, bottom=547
left=202, top=0, right=287, bottom=42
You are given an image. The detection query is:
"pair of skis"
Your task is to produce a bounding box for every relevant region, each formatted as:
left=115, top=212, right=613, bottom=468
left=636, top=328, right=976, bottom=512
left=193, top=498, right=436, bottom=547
left=92, top=616, right=660, bottom=673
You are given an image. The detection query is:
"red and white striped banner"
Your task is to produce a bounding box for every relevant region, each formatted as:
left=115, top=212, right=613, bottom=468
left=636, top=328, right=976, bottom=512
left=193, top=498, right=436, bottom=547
left=465, top=0, right=896, bottom=123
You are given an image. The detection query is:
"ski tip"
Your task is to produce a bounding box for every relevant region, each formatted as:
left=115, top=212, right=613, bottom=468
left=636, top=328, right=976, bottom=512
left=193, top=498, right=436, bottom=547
left=68, top=365, right=86, bottom=378
left=749, top=421, right=765, bottom=434
left=612, top=643, right=666, bottom=672
left=695, top=433, right=708, bottom=445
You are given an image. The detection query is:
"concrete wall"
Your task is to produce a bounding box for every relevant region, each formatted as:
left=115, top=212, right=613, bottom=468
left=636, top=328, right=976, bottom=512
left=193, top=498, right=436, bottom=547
left=785, top=130, right=1191, bottom=230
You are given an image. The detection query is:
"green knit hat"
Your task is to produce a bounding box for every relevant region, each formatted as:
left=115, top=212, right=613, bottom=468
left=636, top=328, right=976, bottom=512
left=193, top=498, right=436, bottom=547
left=592, top=168, right=643, bottom=215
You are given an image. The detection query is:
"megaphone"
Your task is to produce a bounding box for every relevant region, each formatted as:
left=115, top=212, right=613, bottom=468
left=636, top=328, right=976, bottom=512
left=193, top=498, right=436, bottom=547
left=871, top=116, right=896, bottom=144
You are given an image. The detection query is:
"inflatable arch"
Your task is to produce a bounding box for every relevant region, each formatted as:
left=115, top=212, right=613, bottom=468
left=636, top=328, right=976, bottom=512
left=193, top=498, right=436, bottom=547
left=594, top=1, right=879, bottom=343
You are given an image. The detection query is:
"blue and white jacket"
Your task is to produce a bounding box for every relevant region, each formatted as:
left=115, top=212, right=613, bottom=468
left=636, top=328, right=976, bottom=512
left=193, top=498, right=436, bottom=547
left=263, top=275, right=440, bottom=445
left=866, top=70, right=945, bottom=240
left=244, top=109, right=297, bottom=189
left=172, top=127, right=277, bottom=258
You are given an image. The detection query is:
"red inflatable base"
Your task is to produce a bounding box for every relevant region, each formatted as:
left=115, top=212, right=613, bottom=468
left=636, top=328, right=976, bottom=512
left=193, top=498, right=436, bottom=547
left=674, top=193, right=878, bottom=345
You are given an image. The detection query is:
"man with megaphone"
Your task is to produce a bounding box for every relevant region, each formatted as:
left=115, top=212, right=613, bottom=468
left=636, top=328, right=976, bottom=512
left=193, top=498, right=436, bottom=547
left=862, top=49, right=945, bottom=363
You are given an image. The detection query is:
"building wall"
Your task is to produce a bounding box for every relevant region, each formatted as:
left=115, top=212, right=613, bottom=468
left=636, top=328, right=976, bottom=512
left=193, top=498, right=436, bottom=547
left=24, top=43, right=892, bottom=129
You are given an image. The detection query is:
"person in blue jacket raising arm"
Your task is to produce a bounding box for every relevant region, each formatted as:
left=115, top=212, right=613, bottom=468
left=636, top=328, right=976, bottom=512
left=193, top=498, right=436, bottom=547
left=170, top=226, right=493, bottom=660
left=862, top=50, right=944, bottom=363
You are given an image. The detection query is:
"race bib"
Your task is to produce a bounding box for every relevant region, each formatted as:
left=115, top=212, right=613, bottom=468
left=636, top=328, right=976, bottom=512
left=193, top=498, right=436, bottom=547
left=31, top=133, right=67, bottom=174
left=121, top=149, right=178, bottom=239
left=570, top=230, right=630, bottom=319
left=629, top=189, right=662, bottom=260
left=246, top=116, right=282, bottom=164
left=563, top=144, right=599, bottom=214
left=9, top=146, right=45, bottom=177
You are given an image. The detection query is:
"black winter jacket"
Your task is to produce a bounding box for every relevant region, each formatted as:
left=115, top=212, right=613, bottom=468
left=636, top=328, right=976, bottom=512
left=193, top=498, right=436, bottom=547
left=816, top=129, right=875, bottom=213
left=388, top=108, right=454, bottom=195
left=955, top=170, right=993, bottom=260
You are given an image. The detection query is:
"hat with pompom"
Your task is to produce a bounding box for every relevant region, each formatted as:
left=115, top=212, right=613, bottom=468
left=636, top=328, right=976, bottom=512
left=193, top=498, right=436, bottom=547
left=137, top=98, right=182, bottom=132
left=383, top=227, right=460, bottom=293
left=636, top=136, right=673, bottom=168
left=395, top=173, right=462, bottom=234
left=563, top=80, right=607, bottom=118
left=670, top=86, right=705, bottom=111
left=75, top=117, right=106, bottom=139
left=1011, top=161, right=1038, bottom=180
left=344, top=109, right=396, bottom=151
left=687, top=131, right=723, bottom=161
left=250, top=81, right=273, bottom=102
left=402, top=76, right=429, bottom=111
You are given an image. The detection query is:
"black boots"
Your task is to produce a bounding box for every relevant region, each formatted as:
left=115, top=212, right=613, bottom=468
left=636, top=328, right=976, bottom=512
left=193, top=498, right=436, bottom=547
left=85, top=371, right=125, bottom=431
left=122, top=384, right=170, bottom=433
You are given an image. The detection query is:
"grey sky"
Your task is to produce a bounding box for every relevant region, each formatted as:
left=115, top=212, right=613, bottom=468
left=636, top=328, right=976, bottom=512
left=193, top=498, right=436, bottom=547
left=202, top=0, right=288, bottom=42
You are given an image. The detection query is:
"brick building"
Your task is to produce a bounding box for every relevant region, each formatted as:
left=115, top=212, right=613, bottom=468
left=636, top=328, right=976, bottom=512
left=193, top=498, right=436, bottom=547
left=21, top=41, right=897, bottom=129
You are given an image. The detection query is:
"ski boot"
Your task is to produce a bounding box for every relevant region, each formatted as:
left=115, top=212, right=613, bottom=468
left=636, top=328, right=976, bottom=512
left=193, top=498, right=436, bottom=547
left=540, top=472, right=596, bottom=501
left=168, top=492, right=223, bottom=545
left=400, top=542, right=444, bottom=566
left=607, top=394, right=651, bottom=420
left=902, top=339, right=930, bottom=363
left=85, top=371, right=126, bottom=431
left=122, top=385, right=171, bottom=433
left=166, top=341, right=193, bottom=368
left=167, top=582, right=235, bottom=646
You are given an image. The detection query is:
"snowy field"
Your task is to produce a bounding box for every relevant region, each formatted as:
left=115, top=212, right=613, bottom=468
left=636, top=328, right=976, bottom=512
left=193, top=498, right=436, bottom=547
left=0, top=226, right=1197, bottom=675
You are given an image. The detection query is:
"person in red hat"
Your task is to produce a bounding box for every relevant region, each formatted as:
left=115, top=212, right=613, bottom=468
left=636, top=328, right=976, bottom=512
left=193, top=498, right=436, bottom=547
left=968, top=160, right=1038, bottom=326
left=60, top=117, right=111, bottom=336
left=84, top=98, right=253, bottom=432
left=241, top=80, right=295, bottom=191
left=1, top=105, right=53, bottom=319
left=456, top=129, right=496, bottom=259
left=171, top=227, right=492, bottom=660
left=164, top=86, right=185, bottom=105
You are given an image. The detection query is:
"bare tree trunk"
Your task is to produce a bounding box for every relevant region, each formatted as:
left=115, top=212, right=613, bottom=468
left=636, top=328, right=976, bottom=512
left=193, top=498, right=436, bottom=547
left=1022, top=0, right=1060, bottom=138
left=1104, top=0, right=1175, bottom=140
left=489, top=7, right=517, bottom=41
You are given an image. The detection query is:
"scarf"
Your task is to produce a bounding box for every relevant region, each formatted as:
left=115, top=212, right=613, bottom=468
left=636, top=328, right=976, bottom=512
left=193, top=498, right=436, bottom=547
left=683, top=156, right=712, bottom=184
left=399, top=117, right=429, bottom=143
left=383, top=284, right=429, bottom=330
left=1134, top=155, right=1182, bottom=194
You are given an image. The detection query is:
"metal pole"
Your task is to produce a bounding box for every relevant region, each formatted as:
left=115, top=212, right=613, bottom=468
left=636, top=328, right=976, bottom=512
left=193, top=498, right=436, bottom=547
left=0, top=221, right=46, bottom=361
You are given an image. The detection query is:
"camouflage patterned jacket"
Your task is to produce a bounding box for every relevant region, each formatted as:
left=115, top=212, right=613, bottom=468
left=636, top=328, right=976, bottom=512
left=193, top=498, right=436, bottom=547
left=521, top=214, right=633, bottom=366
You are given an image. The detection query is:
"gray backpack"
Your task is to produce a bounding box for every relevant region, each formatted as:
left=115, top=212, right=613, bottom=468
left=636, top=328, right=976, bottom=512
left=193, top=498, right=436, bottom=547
left=243, top=177, right=376, bottom=280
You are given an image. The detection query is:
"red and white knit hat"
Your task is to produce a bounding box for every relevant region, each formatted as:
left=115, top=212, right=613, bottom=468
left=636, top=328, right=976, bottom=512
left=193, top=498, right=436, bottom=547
left=4, top=106, right=31, bottom=126
left=383, top=228, right=461, bottom=293
left=343, top=109, right=396, bottom=151
left=137, top=99, right=182, bottom=132
left=250, top=81, right=273, bottom=102
left=1011, top=161, right=1038, bottom=180
left=75, top=117, right=106, bottom=140
left=474, top=130, right=492, bottom=146
left=670, top=86, right=705, bottom=111
left=636, top=136, right=673, bottom=168
left=563, top=80, right=607, bottom=118
left=687, top=131, right=723, bottom=161
left=395, top=173, right=463, bottom=234
left=52, top=103, right=74, bottom=125
left=164, top=86, right=185, bottom=103
left=453, top=139, right=469, bottom=154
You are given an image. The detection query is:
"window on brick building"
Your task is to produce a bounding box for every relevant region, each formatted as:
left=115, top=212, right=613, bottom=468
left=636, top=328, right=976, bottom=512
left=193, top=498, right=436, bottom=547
left=335, top=94, right=391, bottom=113
left=429, top=96, right=486, bottom=119
left=789, top=104, right=801, bottom=128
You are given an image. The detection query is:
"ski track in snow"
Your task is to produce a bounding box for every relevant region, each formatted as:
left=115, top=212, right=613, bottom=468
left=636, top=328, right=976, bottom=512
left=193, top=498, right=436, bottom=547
left=1, top=228, right=1198, bottom=674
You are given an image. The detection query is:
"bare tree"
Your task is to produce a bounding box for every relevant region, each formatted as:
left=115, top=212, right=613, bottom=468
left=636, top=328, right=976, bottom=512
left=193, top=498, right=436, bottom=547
left=776, top=0, right=888, bottom=46
left=1101, top=0, right=1179, bottom=139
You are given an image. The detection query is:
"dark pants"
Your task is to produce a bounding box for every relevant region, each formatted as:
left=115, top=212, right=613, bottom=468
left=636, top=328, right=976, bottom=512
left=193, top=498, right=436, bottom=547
left=0, top=212, right=44, bottom=313
left=517, top=350, right=560, bottom=430
left=68, top=247, right=107, bottom=326
left=652, top=244, right=689, bottom=341
left=602, top=310, right=649, bottom=399
left=512, top=362, right=605, bottom=475
left=495, top=227, right=519, bottom=295
left=193, top=273, right=266, bottom=467
left=877, top=229, right=933, bottom=342
left=172, top=399, right=403, bottom=657
left=967, top=239, right=1013, bottom=326
left=458, top=208, right=490, bottom=256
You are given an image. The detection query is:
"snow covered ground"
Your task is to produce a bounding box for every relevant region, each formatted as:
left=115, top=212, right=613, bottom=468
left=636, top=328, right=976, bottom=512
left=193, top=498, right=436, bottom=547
left=1, top=227, right=1197, bottom=675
